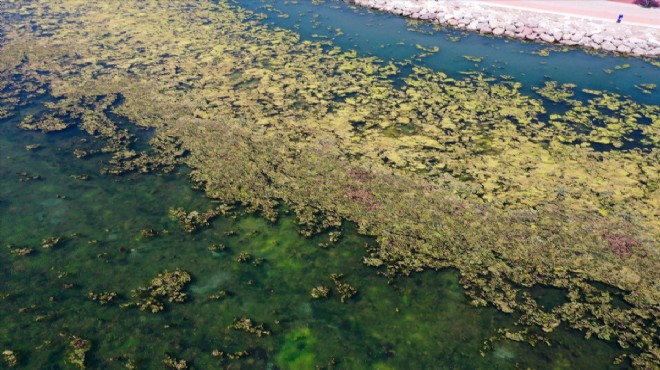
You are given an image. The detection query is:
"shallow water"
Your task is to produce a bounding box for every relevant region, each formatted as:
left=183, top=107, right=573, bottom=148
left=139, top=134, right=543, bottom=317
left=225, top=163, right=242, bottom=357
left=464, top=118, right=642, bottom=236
left=0, top=100, right=629, bottom=370
left=1, top=0, right=656, bottom=368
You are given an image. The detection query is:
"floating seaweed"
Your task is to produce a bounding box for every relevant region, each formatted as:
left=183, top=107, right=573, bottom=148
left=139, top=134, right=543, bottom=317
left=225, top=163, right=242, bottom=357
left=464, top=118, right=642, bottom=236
left=236, top=252, right=253, bottom=263
left=208, top=244, right=227, bottom=252
left=17, top=172, right=41, bottom=182
left=229, top=317, right=271, bottom=337
left=310, top=285, right=330, bottom=299
left=41, top=236, right=62, bottom=249
left=2, top=350, right=17, bottom=367
left=122, top=269, right=191, bottom=313
left=0, top=0, right=658, bottom=366
left=18, top=114, right=71, bottom=132
left=330, top=274, right=357, bottom=303
left=208, top=290, right=230, bottom=301
left=6, top=244, right=34, bottom=256
left=168, top=206, right=230, bottom=233
left=87, top=291, right=118, bottom=305
left=463, top=55, right=483, bottom=63
left=635, top=83, right=657, bottom=94
left=66, top=336, right=91, bottom=369
left=163, top=354, right=188, bottom=370
left=138, top=228, right=157, bottom=239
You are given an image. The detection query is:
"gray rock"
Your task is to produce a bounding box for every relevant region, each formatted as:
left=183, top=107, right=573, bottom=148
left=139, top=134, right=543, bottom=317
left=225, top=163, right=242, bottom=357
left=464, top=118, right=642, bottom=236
left=526, top=33, right=538, bottom=40
left=647, top=47, right=660, bottom=56
left=617, top=44, right=632, bottom=53
left=632, top=47, right=647, bottom=56
left=504, top=30, right=516, bottom=37
left=479, top=25, right=492, bottom=34
left=570, top=33, right=583, bottom=42
left=601, top=42, right=616, bottom=51
left=540, top=33, right=555, bottom=43
left=591, top=34, right=604, bottom=44
left=612, top=39, right=623, bottom=47
left=560, top=39, right=579, bottom=46
left=493, top=27, right=505, bottom=36
left=505, top=24, right=516, bottom=32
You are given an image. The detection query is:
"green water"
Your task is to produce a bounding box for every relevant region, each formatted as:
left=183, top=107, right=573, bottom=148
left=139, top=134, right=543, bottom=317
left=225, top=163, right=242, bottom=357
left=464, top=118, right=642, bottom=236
left=0, top=102, right=629, bottom=369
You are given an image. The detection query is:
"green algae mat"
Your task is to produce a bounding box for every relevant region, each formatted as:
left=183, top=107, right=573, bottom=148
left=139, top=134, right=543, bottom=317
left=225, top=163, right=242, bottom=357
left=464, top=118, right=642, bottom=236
left=0, top=0, right=658, bottom=368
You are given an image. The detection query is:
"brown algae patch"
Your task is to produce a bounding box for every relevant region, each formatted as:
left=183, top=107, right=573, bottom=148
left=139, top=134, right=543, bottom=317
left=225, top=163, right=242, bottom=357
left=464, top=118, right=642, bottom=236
left=121, top=269, right=191, bottom=313
left=0, top=0, right=658, bottom=367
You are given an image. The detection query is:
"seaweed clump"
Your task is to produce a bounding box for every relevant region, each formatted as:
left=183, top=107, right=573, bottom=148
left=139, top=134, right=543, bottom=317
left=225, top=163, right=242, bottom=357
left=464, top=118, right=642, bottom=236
left=532, top=81, right=576, bottom=103
left=138, top=228, right=157, bottom=239
left=208, top=244, right=226, bottom=252
left=66, top=336, right=92, bottom=369
left=7, top=244, right=34, bottom=256
left=122, top=269, right=191, bottom=313
left=41, top=236, right=63, bottom=249
left=235, top=252, right=253, bottom=263
left=17, top=172, right=41, bottom=182
left=229, top=317, right=271, bottom=337
left=212, top=349, right=249, bottom=359
left=2, top=350, right=17, bottom=367
left=208, top=290, right=230, bottom=301
left=168, top=206, right=230, bottom=233
left=18, top=114, right=71, bottom=132
left=310, top=285, right=330, bottom=299
left=330, top=274, right=357, bottom=303
left=87, top=291, right=118, bottom=305
left=163, top=355, right=188, bottom=370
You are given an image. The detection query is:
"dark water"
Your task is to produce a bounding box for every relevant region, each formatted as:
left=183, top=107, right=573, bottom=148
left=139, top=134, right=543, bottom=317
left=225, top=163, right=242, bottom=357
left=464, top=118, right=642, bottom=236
left=2, top=0, right=654, bottom=368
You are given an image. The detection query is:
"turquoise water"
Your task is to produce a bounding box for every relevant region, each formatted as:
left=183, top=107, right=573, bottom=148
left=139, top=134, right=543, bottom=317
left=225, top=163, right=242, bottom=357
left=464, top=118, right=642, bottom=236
left=237, top=0, right=658, bottom=104
left=2, top=0, right=657, bottom=368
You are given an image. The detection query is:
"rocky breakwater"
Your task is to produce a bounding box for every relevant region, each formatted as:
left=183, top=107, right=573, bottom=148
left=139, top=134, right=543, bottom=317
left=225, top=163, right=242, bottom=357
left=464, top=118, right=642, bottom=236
left=349, top=0, right=660, bottom=58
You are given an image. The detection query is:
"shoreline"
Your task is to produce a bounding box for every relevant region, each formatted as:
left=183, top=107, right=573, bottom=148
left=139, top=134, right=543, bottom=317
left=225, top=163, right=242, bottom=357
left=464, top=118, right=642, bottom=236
left=347, top=0, right=660, bottom=58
